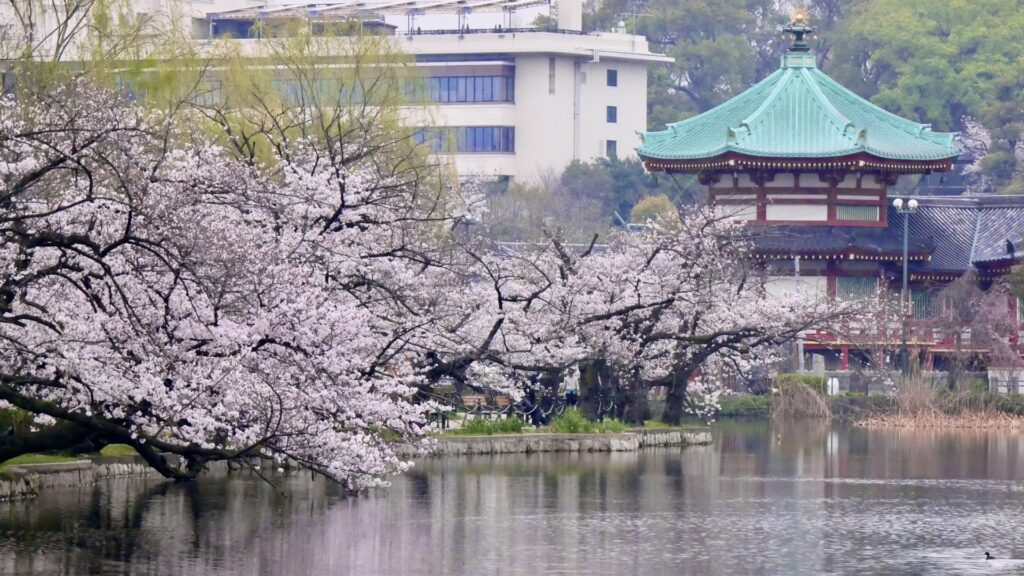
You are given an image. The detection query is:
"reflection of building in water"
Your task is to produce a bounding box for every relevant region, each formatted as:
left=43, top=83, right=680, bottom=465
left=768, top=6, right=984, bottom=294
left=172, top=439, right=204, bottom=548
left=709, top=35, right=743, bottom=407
left=6, top=428, right=1024, bottom=575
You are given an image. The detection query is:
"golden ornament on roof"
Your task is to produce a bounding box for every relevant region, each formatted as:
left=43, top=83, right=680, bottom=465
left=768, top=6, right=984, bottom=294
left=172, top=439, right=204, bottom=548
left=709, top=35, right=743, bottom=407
left=791, top=8, right=810, bottom=25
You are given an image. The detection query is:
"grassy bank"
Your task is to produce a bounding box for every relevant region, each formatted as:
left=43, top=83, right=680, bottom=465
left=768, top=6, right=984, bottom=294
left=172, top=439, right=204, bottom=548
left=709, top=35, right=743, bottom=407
left=1, top=454, right=82, bottom=467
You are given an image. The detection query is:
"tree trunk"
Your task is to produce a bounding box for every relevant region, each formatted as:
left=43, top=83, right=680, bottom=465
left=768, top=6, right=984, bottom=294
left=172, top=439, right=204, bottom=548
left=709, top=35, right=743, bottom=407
left=661, top=369, right=692, bottom=425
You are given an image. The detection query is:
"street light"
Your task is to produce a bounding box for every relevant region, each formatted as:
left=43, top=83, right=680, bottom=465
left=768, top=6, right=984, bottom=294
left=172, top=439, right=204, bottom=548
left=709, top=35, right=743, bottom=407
left=893, top=197, right=919, bottom=374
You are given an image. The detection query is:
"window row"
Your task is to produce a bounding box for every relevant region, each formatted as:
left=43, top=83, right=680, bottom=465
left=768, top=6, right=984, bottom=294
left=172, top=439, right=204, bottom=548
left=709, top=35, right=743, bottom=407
left=836, top=204, right=880, bottom=221
left=189, top=76, right=514, bottom=107
left=836, top=276, right=876, bottom=300
left=414, top=126, right=515, bottom=153
left=425, top=76, right=514, bottom=103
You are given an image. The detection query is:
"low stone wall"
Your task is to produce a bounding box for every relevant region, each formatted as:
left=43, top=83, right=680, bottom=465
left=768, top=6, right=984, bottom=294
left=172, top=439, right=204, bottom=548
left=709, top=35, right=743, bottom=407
left=0, top=456, right=158, bottom=502
left=1, top=430, right=713, bottom=500
left=415, top=428, right=712, bottom=457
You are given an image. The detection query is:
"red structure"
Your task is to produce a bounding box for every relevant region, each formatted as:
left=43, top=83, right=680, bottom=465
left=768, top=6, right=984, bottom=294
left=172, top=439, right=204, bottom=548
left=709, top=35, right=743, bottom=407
left=637, top=13, right=1024, bottom=380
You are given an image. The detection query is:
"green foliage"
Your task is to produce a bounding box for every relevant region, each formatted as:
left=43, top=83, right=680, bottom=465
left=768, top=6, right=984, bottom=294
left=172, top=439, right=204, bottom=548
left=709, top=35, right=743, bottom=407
left=530, top=14, right=558, bottom=30
left=991, top=394, right=1024, bottom=416
left=0, top=408, right=33, bottom=435
left=548, top=408, right=629, bottom=433
left=630, top=194, right=680, bottom=226
left=592, top=419, right=629, bottom=433
left=447, top=417, right=525, bottom=436
left=717, top=394, right=772, bottom=417
left=831, top=0, right=1024, bottom=191
left=828, top=394, right=896, bottom=419
left=774, top=374, right=827, bottom=396
left=586, top=0, right=785, bottom=119
left=1008, top=265, right=1024, bottom=299
left=99, top=444, right=138, bottom=457
left=934, top=389, right=1024, bottom=416
left=484, top=158, right=699, bottom=242
left=550, top=408, right=591, bottom=433
left=560, top=157, right=698, bottom=222
left=0, top=454, right=80, bottom=467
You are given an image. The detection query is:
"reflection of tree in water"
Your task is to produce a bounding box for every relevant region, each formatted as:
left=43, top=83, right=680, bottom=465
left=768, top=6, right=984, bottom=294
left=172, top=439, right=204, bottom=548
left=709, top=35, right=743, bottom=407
left=0, top=478, right=171, bottom=574
left=771, top=419, right=830, bottom=453
left=0, top=470, right=356, bottom=574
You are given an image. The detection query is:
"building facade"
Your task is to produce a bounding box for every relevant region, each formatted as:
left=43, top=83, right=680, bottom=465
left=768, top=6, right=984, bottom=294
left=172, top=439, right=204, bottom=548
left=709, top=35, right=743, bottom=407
left=0, top=0, right=670, bottom=183
left=637, top=15, right=1024, bottom=378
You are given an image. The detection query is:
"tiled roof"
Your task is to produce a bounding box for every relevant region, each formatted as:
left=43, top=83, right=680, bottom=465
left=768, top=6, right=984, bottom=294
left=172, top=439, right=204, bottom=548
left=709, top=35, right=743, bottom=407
left=748, top=196, right=1024, bottom=273
left=637, top=53, right=959, bottom=163
left=747, top=225, right=933, bottom=259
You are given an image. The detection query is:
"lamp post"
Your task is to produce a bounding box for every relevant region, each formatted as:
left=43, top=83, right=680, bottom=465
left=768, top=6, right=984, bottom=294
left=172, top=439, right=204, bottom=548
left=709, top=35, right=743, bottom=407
left=892, top=197, right=919, bottom=375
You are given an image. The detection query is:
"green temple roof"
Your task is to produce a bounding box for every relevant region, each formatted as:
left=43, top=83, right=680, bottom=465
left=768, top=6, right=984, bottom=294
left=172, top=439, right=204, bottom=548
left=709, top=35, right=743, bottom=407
left=637, top=45, right=959, bottom=169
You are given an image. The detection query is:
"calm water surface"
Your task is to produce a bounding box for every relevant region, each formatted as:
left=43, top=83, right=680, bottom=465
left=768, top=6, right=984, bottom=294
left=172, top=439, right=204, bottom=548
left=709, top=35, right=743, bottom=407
left=4, top=421, right=1024, bottom=575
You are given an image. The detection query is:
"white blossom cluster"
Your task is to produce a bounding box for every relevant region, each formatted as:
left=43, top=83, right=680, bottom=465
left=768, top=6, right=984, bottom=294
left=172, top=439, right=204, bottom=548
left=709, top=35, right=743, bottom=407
left=0, top=80, right=869, bottom=483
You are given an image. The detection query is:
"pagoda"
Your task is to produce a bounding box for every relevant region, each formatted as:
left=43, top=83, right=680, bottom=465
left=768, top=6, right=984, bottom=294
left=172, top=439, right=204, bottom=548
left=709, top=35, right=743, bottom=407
left=638, top=11, right=957, bottom=226
left=636, top=11, right=1024, bottom=381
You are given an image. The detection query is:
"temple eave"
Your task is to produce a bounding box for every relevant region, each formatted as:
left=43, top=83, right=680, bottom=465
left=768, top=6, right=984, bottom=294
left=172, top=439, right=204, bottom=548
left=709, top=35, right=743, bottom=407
left=640, top=152, right=957, bottom=175
left=753, top=250, right=932, bottom=262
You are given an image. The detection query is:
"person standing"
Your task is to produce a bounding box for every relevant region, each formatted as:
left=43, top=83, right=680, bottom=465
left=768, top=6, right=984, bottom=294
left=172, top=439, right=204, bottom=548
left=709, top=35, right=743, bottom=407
left=563, top=366, right=580, bottom=407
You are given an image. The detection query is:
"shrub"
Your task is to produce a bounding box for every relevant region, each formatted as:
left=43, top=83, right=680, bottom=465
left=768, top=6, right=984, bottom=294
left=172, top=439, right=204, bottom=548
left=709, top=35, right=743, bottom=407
left=592, top=418, right=628, bottom=433
left=774, top=374, right=827, bottom=396
left=896, top=373, right=940, bottom=415
left=448, top=416, right=524, bottom=436
left=771, top=379, right=831, bottom=419
left=829, top=394, right=895, bottom=419
left=550, top=408, right=591, bottom=433
left=548, top=409, right=629, bottom=434
left=717, top=394, right=772, bottom=417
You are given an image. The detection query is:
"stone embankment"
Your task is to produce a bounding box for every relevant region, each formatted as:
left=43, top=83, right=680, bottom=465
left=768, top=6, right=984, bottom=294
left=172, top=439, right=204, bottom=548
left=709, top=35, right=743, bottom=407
left=415, top=428, right=713, bottom=457
left=1, top=429, right=713, bottom=501
left=0, top=456, right=157, bottom=502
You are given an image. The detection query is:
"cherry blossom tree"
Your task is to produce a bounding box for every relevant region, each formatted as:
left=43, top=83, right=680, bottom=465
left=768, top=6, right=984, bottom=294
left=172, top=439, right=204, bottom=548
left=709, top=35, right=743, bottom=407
left=0, top=76, right=492, bottom=488
left=462, top=213, right=869, bottom=424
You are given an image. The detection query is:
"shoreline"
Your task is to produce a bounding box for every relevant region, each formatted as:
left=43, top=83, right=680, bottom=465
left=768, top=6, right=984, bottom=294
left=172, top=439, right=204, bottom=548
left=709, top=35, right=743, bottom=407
left=852, top=410, right=1024, bottom=429
left=2, top=429, right=712, bottom=502
left=412, top=428, right=713, bottom=457
left=0, top=455, right=160, bottom=502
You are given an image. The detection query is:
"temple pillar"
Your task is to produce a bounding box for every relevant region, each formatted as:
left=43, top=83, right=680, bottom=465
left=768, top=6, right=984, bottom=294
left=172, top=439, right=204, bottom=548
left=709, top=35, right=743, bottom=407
left=840, top=346, right=850, bottom=370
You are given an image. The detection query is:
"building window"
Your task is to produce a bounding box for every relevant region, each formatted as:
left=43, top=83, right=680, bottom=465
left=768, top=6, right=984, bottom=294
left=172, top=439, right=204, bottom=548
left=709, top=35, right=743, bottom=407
left=193, top=80, right=224, bottom=107
left=414, top=126, right=515, bottom=153
left=606, top=140, right=617, bottom=158
left=836, top=277, right=876, bottom=301
left=836, top=204, right=880, bottom=221
left=606, top=105, right=617, bottom=123
left=1, top=72, right=15, bottom=95
left=422, top=76, right=514, bottom=103
left=607, top=69, right=618, bottom=86
left=911, top=289, right=936, bottom=319
left=548, top=57, right=556, bottom=94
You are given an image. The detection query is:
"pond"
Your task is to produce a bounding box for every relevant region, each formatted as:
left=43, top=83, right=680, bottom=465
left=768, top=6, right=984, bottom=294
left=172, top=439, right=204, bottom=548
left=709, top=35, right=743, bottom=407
left=4, top=421, right=1024, bottom=575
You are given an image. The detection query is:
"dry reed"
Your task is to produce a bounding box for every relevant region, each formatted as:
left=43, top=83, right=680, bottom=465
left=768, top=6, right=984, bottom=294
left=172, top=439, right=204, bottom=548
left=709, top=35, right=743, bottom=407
left=857, top=372, right=1024, bottom=429
left=771, top=380, right=831, bottom=419
left=856, top=410, right=1024, bottom=429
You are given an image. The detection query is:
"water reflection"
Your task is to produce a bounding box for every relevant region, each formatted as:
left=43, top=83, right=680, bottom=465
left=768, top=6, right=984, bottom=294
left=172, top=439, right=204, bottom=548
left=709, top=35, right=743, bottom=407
left=4, top=422, right=1024, bottom=575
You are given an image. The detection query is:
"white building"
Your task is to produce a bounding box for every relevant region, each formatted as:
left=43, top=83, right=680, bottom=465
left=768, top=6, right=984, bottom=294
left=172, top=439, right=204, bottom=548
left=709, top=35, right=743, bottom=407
left=1, top=0, right=671, bottom=182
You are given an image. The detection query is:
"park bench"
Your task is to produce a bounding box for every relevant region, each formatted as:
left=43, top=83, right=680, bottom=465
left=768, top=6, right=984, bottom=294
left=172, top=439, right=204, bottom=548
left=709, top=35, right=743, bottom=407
left=459, top=392, right=513, bottom=419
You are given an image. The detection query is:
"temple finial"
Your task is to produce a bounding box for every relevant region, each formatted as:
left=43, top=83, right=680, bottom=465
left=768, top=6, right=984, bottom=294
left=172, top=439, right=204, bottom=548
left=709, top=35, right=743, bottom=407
left=782, top=7, right=815, bottom=53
